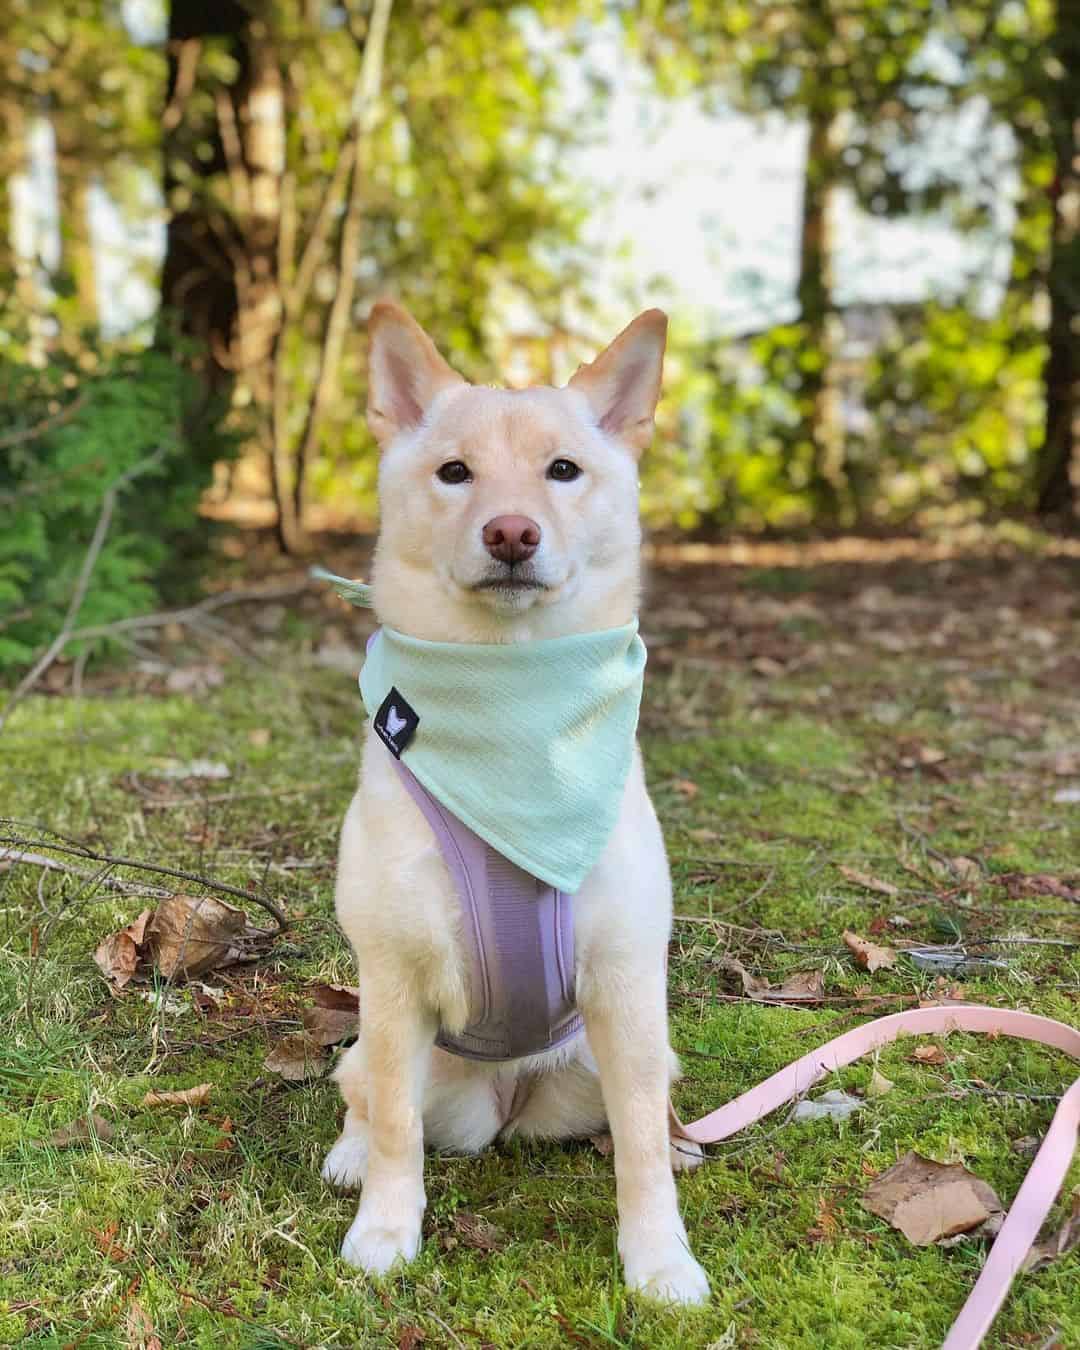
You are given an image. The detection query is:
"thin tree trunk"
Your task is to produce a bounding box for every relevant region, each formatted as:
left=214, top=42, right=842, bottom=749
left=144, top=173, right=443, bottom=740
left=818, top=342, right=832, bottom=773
left=1037, top=0, right=1080, bottom=523
left=796, top=98, right=845, bottom=520
left=286, top=0, right=393, bottom=547
left=54, top=125, right=98, bottom=325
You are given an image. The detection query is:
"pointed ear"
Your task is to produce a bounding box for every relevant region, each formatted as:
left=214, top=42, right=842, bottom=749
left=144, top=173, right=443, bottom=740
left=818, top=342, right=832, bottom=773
left=366, top=300, right=466, bottom=448
left=567, top=309, right=667, bottom=456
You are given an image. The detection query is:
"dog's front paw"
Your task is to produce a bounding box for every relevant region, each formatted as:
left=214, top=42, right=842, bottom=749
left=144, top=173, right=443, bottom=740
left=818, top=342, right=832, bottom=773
left=622, top=1227, right=710, bottom=1306
left=341, top=1209, right=421, bottom=1274
left=669, top=1137, right=704, bottom=1173
left=322, top=1131, right=369, bottom=1190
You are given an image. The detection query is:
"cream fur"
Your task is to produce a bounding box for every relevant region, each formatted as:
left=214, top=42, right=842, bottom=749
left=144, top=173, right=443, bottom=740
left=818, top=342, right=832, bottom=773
left=324, top=304, right=709, bottom=1304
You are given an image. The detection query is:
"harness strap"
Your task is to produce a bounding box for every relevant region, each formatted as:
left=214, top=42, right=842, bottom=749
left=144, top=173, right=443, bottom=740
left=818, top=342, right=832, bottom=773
left=670, top=1004, right=1080, bottom=1350
left=391, top=756, right=584, bottom=1062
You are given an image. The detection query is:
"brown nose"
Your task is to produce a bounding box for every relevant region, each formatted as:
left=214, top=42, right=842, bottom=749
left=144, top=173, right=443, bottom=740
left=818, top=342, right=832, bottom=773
left=482, top=514, right=541, bottom=564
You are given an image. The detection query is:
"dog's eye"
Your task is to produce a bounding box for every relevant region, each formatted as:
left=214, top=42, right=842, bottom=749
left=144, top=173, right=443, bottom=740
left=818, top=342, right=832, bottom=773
left=436, top=460, right=472, bottom=485
left=547, top=458, right=582, bottom=482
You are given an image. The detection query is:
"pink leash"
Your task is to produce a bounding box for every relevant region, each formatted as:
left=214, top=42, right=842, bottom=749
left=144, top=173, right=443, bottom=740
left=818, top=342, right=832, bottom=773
left=669, top=1004, right=1080, bottom=1349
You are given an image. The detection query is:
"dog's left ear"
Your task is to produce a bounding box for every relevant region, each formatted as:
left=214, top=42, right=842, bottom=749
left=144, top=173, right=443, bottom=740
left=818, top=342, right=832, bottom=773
left=567, top=309, right=667, bottom=456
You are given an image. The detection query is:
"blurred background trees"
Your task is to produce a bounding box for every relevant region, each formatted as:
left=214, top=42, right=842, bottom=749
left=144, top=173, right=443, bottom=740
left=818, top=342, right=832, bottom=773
left=2, top=0, right=1078, bottom=664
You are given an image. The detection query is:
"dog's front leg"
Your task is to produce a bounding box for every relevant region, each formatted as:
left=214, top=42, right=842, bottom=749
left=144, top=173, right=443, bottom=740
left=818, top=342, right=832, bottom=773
left=340, top=979, right=436, bottom=1274
left=580, top=964, right=709, bottom=1305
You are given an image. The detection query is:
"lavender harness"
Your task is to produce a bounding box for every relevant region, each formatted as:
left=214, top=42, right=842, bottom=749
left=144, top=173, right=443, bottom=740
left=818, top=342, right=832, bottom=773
left=392, top=754, right=584, bottom=1062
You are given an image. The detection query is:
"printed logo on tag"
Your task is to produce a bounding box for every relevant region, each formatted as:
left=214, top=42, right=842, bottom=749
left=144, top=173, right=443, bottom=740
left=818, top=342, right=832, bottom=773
left=374, top=687, right=419, bottom=758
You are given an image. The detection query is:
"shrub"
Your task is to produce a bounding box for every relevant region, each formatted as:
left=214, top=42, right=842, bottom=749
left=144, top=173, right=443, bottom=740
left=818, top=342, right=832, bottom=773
left=0, top=344, right=232, bottom=673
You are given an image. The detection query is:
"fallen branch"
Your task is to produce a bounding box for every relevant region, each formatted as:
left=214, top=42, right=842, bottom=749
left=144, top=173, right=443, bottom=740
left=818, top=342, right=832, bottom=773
left=0, top=828, right=289, bottom=931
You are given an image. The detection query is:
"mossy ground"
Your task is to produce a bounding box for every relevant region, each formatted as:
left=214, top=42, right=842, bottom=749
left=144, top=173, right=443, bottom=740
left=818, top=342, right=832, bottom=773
left=1, top=541, right=1077, bottom=1348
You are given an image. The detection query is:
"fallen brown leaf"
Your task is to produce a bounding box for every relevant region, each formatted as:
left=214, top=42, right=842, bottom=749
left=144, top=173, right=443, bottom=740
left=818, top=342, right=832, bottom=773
left=43, top=1112, right=115, bottom=1149
left=93, top=896, right=272, bottom=988
left=1023, top=1190, right=1080, bottom=1272
left=149, top=894, right=257, bottom=980
left=909, top=1045, right=948, bottom=1066
left=838, top=866, right=899, bottom=897
left=947, top=855, right=982, bottom=885
left=397, top=1326, right=427, bottom=1350
left=992, top=872, right=1080, bottom=902
left=862, top=1151, right=1003, bottom=1245
left=93, top=910, right=154, bottom=989
left=302, top=984, right=361, bottom=1047
left=438, top=1212, right=507, bottom=1254
left=123, top=1297, right=163, bottom=1350
left=718, top=958, right=825, bottom=1004
left=142, top=1083, right=212, bottom=1109
left=92, top=1219, right=132, bottom=1262
left=264, top=1034, right=326, bottom=1081
left=673, top=779, right=699, bottom=799
left=843, top=930, right=897, bottom=974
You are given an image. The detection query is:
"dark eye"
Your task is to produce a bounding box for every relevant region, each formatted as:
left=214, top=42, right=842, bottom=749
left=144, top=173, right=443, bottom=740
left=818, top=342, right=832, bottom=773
left=547, top=458, right=582, bottom=482
left=436, top=460, right=472, bottom=485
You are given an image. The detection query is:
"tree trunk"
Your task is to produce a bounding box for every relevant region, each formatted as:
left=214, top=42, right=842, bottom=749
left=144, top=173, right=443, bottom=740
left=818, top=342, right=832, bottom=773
left=54, top=122, right=98, bottom=325
left=159, top=0, right=248, bottom=389
left=1037, top=0, right=1080, bottom=524
left=160, top=0, right=291, bottom=545
left=796, top=98, right=845, bottom=521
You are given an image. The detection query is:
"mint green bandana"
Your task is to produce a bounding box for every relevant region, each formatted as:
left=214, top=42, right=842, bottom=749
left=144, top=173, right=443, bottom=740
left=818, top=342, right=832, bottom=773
left=313, top=568, right=646, bottom=893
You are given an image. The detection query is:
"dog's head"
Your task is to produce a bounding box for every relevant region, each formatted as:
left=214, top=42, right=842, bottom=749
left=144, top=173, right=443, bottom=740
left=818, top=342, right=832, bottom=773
left=367, top=302, right=666, bottom=642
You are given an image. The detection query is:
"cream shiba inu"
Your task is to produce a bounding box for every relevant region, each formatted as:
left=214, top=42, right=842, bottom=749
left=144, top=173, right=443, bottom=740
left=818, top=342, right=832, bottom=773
left=323, top=301, right=709, bottom=1305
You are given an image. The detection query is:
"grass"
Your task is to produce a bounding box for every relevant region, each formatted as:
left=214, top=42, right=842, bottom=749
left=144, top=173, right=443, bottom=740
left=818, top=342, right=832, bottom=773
left=1, top=547, right=1078, bottom=1348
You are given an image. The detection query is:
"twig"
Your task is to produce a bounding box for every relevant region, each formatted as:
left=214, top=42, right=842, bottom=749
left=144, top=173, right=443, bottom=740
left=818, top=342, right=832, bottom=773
left=0, top=848, right=172, bottom=899
left=0, top=448, right=167, bottom=732
left=0, top=391, right=86, bottom=450
left=0, top=830, right=289, bottom=931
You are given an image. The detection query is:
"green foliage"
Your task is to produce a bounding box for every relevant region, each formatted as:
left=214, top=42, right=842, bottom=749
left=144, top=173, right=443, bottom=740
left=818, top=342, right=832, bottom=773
left=0, top=343, right=232, bottom=671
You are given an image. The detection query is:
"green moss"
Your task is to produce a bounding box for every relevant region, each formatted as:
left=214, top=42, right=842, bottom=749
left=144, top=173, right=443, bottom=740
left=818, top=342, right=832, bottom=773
left=1, top=622, right=1076, bottom=1349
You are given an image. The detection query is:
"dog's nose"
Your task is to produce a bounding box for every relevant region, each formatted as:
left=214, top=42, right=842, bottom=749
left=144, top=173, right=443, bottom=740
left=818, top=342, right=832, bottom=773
left=482, top=515, right=541, bottom=564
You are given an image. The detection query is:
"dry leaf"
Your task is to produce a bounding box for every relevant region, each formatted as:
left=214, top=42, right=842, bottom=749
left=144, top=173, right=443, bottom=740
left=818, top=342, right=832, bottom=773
left=91, top=1219, right=132, bottom=1262
left=993, top=872, right=1080, bottom=902
left=867, top=1068, right=894, bottom=1099
left=438, top=1212, right=507, bottom=1254
left=149, top=895, right=253, bottom=980
left=93, top=910, right=154, bottom=989
left=863, top=1152, right=1003, bottom=1246
left=768, top=969, right=826, bottom=1002
left=843, top=930, right=897, bottom=974
left=397, top=1326, right=427, bottom=1350
left=94, top=896, right=272, bottom=988
left=589, top=1131, right=614, bottom=1156
left=265, top=1034, right=326, bottom=1081
left=302, top=984, right=361, bottom=1047
left=1023, top=1190, right=1080, bottom=1272
left=248, top=727, right=272, bottom=748
left=909, top=1045, right=948, bottom=1066
left=807, top=1195, right=840, bottom=1243
left=123, top=1297, right=163, bottom=1350
left=838, top=866, right=899, bottom=897
left=43, top=1112, right=115, bottom=1149
left=719, top=958, right=825, bottom=1004
left=947, top=855, right=982, bottom=885
left=142, top=1083, right=212, bottom=1108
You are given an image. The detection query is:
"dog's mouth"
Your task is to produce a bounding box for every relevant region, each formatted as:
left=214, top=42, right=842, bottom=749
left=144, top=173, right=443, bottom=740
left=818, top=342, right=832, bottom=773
left=470, top=567, right=548, bottom=593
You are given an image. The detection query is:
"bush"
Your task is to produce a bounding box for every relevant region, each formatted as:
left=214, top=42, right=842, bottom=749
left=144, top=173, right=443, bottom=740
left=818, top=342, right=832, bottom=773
left=0, top=344, right=232, bottom=673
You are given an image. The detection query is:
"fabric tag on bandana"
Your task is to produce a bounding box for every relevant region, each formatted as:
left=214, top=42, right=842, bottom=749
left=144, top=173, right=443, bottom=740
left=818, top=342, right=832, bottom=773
left=373, top=687, right=419, bottom=758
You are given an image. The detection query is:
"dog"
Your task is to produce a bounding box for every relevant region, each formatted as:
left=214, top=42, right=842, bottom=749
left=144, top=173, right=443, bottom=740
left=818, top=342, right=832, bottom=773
left=322, top=300, right=710, bottom=1305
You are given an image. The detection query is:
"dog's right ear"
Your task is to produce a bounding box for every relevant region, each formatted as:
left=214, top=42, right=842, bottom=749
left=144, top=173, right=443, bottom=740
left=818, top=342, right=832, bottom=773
left=367, top=300, right=466, bottom=449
